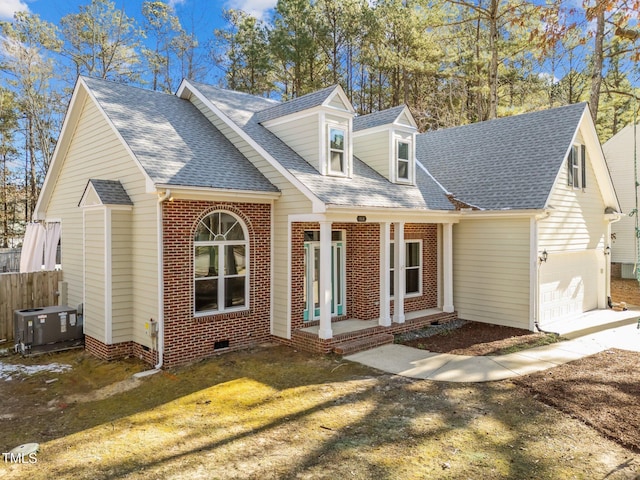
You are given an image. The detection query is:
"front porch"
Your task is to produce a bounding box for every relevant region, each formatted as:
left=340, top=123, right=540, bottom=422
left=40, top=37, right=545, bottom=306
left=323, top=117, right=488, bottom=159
left=290, top=308, right=458, bottom=354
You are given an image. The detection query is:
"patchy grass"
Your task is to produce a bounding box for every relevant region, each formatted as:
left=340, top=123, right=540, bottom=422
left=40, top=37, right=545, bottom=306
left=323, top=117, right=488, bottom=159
left=0, top=344, right=638, bottom=479
left=489, top=333, right=564, bottom=355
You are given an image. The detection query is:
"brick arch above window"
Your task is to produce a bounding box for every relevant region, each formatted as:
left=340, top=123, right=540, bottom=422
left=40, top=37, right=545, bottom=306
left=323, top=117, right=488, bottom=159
left=192, top=204, right=255, bottom=241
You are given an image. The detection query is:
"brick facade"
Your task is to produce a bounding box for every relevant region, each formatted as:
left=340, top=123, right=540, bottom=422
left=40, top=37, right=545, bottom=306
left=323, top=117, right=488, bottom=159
left=290, top=221, right=439, bottom=331
left=86, top=211, right=446, bottom=365
left=161, top=200, right=272, bottom=368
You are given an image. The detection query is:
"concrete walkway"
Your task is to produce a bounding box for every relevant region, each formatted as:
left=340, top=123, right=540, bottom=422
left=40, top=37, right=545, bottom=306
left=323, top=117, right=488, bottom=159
left=345, top=311, right=640, bottom=383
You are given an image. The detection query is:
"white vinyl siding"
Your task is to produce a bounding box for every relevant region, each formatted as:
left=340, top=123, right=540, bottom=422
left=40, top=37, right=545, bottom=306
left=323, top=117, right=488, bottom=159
left=267, top=115, right=320, bottom=172
left=353, top=131, right=391, bottom=180
left=189, top=96, right=313, bottom=338
left=111, top=210, right=133, bottom=343
left=539, top=133, right=607, bottom=252
left=453, top=218, right=531, bottom=329
left=83, top=209, right=105, bottom=341
left=603, top=123, right=639, bottom=264
left=44, top=96, right=158, bottom=348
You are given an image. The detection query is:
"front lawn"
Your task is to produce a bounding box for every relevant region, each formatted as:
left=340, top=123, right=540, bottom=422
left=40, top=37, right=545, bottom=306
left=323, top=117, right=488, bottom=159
left=0, top=344, right=637, bottom=479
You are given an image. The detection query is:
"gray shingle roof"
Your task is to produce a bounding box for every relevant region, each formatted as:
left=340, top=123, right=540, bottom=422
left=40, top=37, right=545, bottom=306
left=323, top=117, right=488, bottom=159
left=417, top=103, right=588, bottom=210
left=87, top=179, right=133, bottom=205
left=82, top=76, right=278, bottom=193
left=255, top=85, right=340, bottom=124
left=190, top=81, right=453, bottom=211
left=353, top=105, right=407, bottom=132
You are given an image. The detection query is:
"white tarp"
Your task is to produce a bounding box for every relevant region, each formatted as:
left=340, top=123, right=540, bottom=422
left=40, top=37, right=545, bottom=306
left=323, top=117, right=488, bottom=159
left=44, top=222, right=61, bottom=270
left=19, top=223, right=45, bottom=273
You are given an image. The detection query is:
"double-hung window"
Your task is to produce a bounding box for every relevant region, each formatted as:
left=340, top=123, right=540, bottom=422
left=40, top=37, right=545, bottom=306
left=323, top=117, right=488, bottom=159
left=567, top=144, right=587, bottom=189
left=390, top=240, right=422, bottom=297
left=194, top=211, right=248, bottom=315
left=328, top=127, right=347, bottom=175
left=396, top=140, right=411, bottom=182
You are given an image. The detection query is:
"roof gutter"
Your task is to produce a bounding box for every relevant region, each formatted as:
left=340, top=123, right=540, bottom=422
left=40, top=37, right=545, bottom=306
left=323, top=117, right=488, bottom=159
left=153, top=184, right=281, bottom=202
left=459, top=208, right=549, bottom=219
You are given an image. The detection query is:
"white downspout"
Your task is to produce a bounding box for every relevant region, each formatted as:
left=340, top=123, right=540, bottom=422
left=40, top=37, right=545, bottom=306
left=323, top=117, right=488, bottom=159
left=155, top=189, right=170, bottom=369
left=605, top=213, right=623, bottom=303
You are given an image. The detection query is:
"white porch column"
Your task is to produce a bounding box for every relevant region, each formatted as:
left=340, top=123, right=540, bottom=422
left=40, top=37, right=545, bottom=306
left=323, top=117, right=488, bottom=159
left=318, top=220, right=333, bottom=339
left=442, top=222, right=454, bottom=313
left=393, top=221, right=405, bottom=323
left=379, top=222, right=392, bottom=326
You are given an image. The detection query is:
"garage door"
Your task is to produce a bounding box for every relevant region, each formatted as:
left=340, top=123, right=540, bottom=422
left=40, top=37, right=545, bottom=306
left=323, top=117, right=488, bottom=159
left=539, top=250, right=601, bottom=325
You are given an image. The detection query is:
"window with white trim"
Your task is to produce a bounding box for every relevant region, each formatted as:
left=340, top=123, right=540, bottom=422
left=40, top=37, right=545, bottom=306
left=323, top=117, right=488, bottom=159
left=194, top=211, right=248, bottom=315
left=390, top=240, right=422, bottom=297
left=396, top=140, right=411, bottom=182
left=328, top=126, right=347, bottom=175
left=567, top=144, right=586, bottom=189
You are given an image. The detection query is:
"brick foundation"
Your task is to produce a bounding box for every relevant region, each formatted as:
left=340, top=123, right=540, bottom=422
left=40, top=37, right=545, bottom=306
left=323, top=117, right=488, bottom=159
left=85, top=336, right=158, bottom=365
left=284, top=311, right=458, bottom=354
left=611, top=262, right=622, bottom=279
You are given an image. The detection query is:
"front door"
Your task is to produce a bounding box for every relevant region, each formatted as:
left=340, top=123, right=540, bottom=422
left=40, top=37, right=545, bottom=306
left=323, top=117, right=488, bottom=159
left=303, top=231, right=345, bottom=321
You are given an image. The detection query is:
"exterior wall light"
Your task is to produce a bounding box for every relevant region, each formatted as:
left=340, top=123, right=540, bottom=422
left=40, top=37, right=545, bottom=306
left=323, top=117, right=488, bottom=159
left=539, top=250, right=548, bottom=263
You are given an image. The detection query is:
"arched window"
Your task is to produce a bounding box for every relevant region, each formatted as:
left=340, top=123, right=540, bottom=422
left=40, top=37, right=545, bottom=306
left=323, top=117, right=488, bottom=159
left=194, top=211, right=248, bottom=314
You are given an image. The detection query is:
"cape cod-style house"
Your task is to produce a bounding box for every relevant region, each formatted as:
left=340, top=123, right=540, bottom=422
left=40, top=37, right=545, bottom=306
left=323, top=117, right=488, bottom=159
left=33, top=77, right=620, bottom=367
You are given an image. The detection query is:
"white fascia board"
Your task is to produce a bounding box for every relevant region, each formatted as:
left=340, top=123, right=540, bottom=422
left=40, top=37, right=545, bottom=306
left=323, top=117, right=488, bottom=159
left=320, top=206, right=461, bottom=224
left=260, top=105, right=325, bottom=128
left=178, top=79, right=326, bottom=213
left=352, top=124, right=392, bottom=137
left=154, top=184, right=281, bottom=202
left=261, top=104, right=353, bottom=129
left=79, top=203, right=132, bottom=212
left=459, top=209, right=548, bottom=219
left=35, top=79, right=86, bottom=220
left=353, top=124, right=414, bottom=139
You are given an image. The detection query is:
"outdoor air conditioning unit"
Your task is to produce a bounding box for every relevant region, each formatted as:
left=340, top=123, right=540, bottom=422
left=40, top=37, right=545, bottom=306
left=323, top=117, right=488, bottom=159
left=14, top=306, right=83, bottom=355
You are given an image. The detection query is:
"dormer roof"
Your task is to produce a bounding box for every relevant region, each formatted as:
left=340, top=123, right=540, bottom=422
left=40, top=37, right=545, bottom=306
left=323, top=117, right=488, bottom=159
left=255, top=85, right=354, bottom=124
left=183, top=80, right=453, bottom=211
left=79, top=179, right=133, bottom=207
left=353, top=105, right=417, bottom=132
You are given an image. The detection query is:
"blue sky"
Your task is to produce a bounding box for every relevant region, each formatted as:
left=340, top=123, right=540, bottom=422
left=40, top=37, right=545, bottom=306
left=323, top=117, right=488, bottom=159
left=0, top=0, right=279, bottom=34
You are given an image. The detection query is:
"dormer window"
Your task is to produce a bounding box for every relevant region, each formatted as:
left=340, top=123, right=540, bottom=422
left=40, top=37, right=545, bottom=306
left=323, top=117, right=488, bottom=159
left=567, top=144, right=586, bottom=189
left=397, top=140, right=410, bottom=181
left=329, top=126, right=347, bottom=175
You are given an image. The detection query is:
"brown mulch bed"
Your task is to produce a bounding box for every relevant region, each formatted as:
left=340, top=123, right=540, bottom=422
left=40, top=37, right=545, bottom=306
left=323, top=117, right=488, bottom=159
left=514, top=349, right=640, bottom=453
left=399, top=321, right=558, bottom=356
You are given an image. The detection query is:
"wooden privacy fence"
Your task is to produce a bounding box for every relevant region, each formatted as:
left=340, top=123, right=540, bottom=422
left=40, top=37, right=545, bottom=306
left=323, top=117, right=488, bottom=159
left=0, top=271, right=63, bottom=342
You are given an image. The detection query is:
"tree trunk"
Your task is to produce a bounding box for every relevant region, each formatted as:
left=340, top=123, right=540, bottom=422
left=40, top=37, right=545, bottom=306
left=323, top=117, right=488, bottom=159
left=488, top=0, right=499, bottom=120
left=589, top=3, right=605, bottom=122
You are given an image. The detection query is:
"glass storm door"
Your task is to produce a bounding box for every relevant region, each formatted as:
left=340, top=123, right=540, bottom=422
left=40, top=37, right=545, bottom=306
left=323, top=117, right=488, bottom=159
left=303, top=240, right=344, bottom=321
